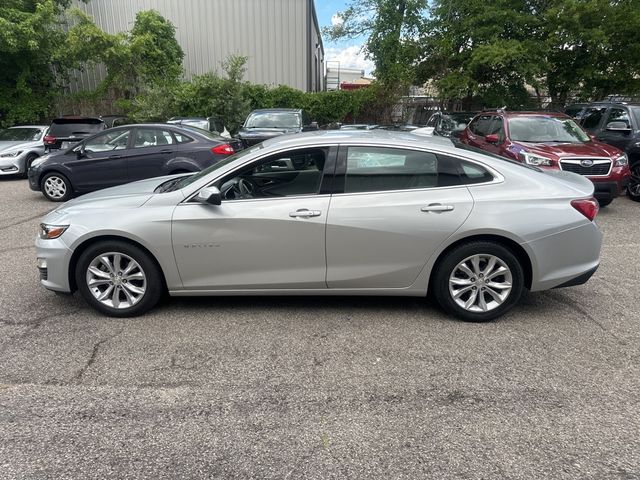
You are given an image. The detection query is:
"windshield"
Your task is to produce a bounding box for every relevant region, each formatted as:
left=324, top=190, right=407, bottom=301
left=508, top=117, right=590, bottom=143
left=167, top=145, right=265, bottom=191
left=49, top=120, right=104, bottom=137
left=0, top=128, right=42, bottom=141
left=245, top=112, right=301, bottom=129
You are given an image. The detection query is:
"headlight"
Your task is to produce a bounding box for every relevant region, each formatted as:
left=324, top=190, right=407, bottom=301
left=615, top=153, right=628, bottom=166
left=519, top=152, right=553, bottom=166
left=0, top=150, right=22, bottom=158
left=30, top=155, right=49, bottom=168
left=39, top=223, right=68, bottom=239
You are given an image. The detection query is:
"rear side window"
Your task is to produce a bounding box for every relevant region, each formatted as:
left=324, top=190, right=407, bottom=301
left=49, top=119, right=104, bottom=137
left=605, top=108, right=631, bottom=127
left=174, top=133, right=194, bottom=144
left=133, top=129, right=175, bottom=148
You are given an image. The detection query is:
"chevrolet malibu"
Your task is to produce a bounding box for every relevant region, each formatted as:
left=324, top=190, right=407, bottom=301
left=35, top=131, right=602, bottom=322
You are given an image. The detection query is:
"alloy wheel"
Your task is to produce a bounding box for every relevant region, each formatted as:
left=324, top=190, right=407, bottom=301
left=85, top=252, right=147, bottom=309
left=448, top=254, right=513, bottom=313
left=628, top=165, right=640, bottom=199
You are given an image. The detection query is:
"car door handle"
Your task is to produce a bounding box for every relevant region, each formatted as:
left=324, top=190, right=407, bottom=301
left=108, top=154, right=122, bottom=159
left=159, top=149, right=173, bottom=154
left=289, top=209, right=321, bottom=218
left=421, top=204, right=455, bottom=213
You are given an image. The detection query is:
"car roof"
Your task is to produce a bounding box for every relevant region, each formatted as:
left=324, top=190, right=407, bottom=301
left=7, top=125, right=48, bottom=129
left=479, top=111, right=570, bottom=119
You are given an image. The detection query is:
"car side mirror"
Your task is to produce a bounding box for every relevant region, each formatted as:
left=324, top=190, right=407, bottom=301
left=194, top=186, right=222, bottom=205
left=485, top=133, right=500, bottom=144
left=605, top=121, right=631, bottom=132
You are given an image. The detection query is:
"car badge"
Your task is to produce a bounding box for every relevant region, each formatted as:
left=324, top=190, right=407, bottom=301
left=580, top=159, right=594, bottom=167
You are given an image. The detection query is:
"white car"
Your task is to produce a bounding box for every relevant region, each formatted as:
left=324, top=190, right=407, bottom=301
left=0, top=125, right=47, bottom=177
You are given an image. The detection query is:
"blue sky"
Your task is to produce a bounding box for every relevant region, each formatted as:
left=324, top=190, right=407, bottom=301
left=315, top=0, right=374, bottom=75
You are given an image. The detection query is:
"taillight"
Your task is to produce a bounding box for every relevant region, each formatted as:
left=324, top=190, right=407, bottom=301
left=571, top=198, right=599, bottom=221
left=43, top=135, right=56, bottom=145
left=211, top=143, right=234, bottom=155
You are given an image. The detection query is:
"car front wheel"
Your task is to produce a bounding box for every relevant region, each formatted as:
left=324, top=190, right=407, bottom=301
left=628, top=164, right=640, bottom=202
left=41, top=172, right=72, bottom=202
left=432, top=241, right=525, bottom=322
left=75, top=241, right=163, bottom=317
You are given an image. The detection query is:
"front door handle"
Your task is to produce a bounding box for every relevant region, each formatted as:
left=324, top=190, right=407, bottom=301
left=108, top=154, right=122, bottom=159
left=421, top=204, right=455, bottom=213
left=289, top=209, right=321, bottom=218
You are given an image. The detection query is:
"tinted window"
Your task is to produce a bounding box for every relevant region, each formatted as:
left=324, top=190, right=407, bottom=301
left=49, top=119, right=104, bottom=137
left=345, top=147, right=438, bottom=193
left=469, top=115, right=493, bottom=136
left=606, top=108, right=631, bottom=127
left=437, top=154, right=495, bottom=185
left=219, top=148, right=327, bottom=200
left=174, top=132, right=194, bottom=144
left=0, top=128, right=42, bottom=141
left=133, top=129, right=175, bottom=148
left=582, top=107, right=607, bottom=131
left=84, top=130, right=130, bottom=153
left=565, top=106, right=584, bottom=119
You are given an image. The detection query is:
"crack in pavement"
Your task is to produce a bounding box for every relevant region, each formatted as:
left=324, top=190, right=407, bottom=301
left=0, top=245, right=33, bottom=255
left=74, top=328, right=125, bottom=384
left=0, top=211, right=50, bottom=230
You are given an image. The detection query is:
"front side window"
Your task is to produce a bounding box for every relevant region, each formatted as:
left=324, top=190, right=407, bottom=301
left=83, top=129, right=131, bottom=153
left=468, top=115, right=493, bottom=136
left=487, top=116, right=505, bottom=139
left=581, top=107, right=607, bottom=131
left=507, top=117, right=589, bottom=143
left=133, top=129, right=174, bottom=148
left=605, top=108, right=631, bottom=128
left=218, top=148, right=327, bottom=200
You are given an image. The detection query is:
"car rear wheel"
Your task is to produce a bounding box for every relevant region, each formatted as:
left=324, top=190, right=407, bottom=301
left=628, top=164, right=640, bottom=202
left=41, top=172, right=72, bottom=202
left=75, top=241, right=163, bottom=317
left=432, top=242, right=525, bottom=322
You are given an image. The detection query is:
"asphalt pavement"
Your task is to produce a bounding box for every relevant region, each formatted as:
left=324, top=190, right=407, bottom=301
left=0, top=177, right=638, bottom=479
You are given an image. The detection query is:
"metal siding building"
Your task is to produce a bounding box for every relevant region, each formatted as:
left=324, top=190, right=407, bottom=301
left=69, top=0, right=324, bottom=92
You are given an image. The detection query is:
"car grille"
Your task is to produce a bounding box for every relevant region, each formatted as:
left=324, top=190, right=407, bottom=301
left=559, top=159, right=612, bottom=176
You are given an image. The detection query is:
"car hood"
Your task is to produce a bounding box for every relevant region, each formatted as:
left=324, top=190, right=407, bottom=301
left=51, top=174, right=185, bottom=213
left=513, top=140, right=621, bottom=158
left=0, top=141, right=37, bottom=152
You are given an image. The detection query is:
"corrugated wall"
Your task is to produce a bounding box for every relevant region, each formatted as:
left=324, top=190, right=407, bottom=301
left=68, top=0, right=314, bottom=92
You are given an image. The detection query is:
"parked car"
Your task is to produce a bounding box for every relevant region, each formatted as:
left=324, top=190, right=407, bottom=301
left=565, top=101, right=640, bottom=201
left=411, top=112, right=477, bottom=138
left=167, top=117, right=230, bottom=138
left=35, top=130, right=602, bottom=322
left=29, top=123, right=243, bottom=202
left=235, top=108, right=318, bottom=147
left=43, top=117, right=106, bottom=152
left=0, top=125, right=48, bottom=177
left=458, top=111, right=630, bottom=206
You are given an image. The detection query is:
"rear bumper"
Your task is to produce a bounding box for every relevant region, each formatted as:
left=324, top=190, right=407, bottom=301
left=553, top=265, right=598, bottom=289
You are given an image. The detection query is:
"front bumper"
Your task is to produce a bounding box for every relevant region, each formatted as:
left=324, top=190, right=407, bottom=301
left=28, top=167, right=42, bottom=191
left=35, top=235, right=74, bottom=292
left=0, top=153, right=26, bottom=175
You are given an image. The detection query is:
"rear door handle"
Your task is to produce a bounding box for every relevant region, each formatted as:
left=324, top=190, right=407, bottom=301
left=421, top=204, right=455, bottom=213
left=289, top=209, right=321, bottom=218
left=159, top=149, right=173, bottom=154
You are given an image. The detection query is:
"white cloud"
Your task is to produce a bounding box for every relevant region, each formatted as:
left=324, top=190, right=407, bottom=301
left=331, top=14, right=344, bottom=26
left=325, top=45, right=375, bottom=77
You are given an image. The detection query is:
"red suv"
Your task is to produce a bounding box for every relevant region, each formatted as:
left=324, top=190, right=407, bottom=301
left=458, top=111, right=631, bottom=206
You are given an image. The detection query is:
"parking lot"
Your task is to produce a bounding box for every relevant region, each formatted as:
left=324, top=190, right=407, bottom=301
left=0, top=177, right=638, bottom=479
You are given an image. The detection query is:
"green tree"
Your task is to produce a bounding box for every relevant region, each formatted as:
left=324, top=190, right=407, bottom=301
left=0, top=0, right=76, bottom=126
left=324, top=0, right=428, bottom=86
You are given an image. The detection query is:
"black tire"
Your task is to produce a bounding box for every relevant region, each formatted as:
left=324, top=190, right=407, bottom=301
left=628, top=164, right=640, bottom=202
left=75, top=240, right=164, bottom=317
left=597, top=198, right=613, bottom=207
left=41, top=172, right=73, bottom=202
left=432, top=241, right=525, bottom=322
left=22, top=153, right=38, bottom=178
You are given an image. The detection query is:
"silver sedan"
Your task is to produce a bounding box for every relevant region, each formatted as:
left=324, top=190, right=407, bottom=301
left=0, top=125, right=47, bottom=177
left=35, top=131, right=602, bottom=321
